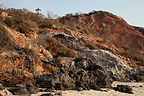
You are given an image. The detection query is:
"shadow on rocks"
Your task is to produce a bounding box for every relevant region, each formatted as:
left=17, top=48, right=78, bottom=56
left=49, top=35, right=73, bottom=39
left=8, top=80, right=38, bottom=95
left=36, top=57, right=112, bottom=91
left=113, top=85, right=133, bottom=94
left=40, top=93, right=53, bottom=96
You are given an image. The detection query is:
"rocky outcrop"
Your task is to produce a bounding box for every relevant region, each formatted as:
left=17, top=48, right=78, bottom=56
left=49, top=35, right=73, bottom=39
left=8, top=81, right=38, bottom=95
left=80, top=50, right=135, bottom=81
left=60, top=11, right=144, bottom=66
left=36, top=56, right=112, bottom=90
left=36, top=49, right=144, bottom=91
left=1, top=9, right=144, bottom=96
left=0, top=21, right=53, bottom=87
left=113, top=85, right=133, bottom=94
left=0, top=22, right=27, bottom=49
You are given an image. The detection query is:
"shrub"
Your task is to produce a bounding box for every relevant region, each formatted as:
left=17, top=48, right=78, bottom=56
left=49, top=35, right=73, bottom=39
left=2, top=8, right=45, bottom=35
left=34, top=35, right=77, bottom=57
left=0, top=47, right=42, bottom=86
left=3, top=17, right=14, bottom=27
left=0, top=57, right=26, bottom=86
left=65, top=13, right=73, bottom=18
left=0, top=53, right=31, bottom=86
left=39, top=22, right=53, bottom=29
left=16, top=22, right=31, bottom=33
left=45, top=38, right=77, bottom=57
left=119, top=48, right=144, bottom=66
left=4, top=16, right=37, bottom=35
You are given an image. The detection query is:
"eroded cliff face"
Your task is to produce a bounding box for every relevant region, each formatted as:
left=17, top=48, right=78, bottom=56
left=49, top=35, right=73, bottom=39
left=0, top=21, right=52, bottom=86
left=0, top=9, right=144, bottom=95
left=59, top=11, right=144, bottom=66
left=0, top=22, right=20, bottom=50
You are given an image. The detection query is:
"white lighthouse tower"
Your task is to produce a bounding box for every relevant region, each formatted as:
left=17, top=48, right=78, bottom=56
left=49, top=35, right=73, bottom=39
left=35, top=7, right=41, bottom=14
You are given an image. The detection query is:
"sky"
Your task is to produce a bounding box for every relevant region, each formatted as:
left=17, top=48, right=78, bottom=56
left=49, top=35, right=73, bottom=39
left=2, top=0, right=144, bottom=27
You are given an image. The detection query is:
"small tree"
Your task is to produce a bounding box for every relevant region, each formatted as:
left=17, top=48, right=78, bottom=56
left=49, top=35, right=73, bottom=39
left=47, top=11, right=58, bottom=19
left=65, top=13, right=73, bottom=18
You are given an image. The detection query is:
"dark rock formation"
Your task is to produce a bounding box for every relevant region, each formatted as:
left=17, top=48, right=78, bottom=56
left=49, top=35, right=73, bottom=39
left=0, top=9, right=144, bottom=96
left=80, top=50, right=138, bottom=81
left=36, top=50, right=144, bottom=91
left=113, top=85, right=133, bottom=94
left=132, top=67, right=144, bottom=82
left=40, top=93, right=53, bottom=96
left=54, top=92, right=62, bottom=96
left=8, top=81, right=38, bottom=95
left=52, top=32, right=85, bottom=50
left=37, top=72, right=75, bottom=90
left=36, top=56, right=112, bottom=90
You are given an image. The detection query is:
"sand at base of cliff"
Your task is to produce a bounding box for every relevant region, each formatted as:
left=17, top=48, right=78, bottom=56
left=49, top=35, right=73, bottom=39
left=31, top=81, right=144, bottom=96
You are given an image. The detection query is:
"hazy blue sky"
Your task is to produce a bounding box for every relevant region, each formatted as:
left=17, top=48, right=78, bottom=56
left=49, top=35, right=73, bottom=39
left=2, top=0, right=144, bottom=27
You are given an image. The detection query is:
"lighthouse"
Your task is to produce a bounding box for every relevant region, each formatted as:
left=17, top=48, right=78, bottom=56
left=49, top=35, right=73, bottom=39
left=35, top=7, right=41, bottom=14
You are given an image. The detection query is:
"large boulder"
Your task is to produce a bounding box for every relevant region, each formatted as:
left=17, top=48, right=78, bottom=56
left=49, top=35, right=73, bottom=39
left=8, top=81, right=38, bottom=95
left=36, top=72, right=75, bottom=90
left=36, top=49, right=144, bottom=91
left=80, top=50, right=134, bottom=81
left=113, top=85, right=133, bottom=94
left=36, top=57, right=112, bottom=90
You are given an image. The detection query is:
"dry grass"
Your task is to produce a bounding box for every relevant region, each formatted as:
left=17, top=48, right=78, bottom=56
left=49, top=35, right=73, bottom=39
left=119, top=48, right=144, bottom=66
left=85, top=42, right=98, bottom=50
left=0, top=56, right=26, bottom=86
left=0, top=48, right=42, bottom=86
left=34, top=35, right=78, bottom=57
left=1, top=8, right=55, bottom=36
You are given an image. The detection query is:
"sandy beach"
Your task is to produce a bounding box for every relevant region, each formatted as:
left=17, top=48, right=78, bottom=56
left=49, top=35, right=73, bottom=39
left=31, top=81, right=144, bottom=96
